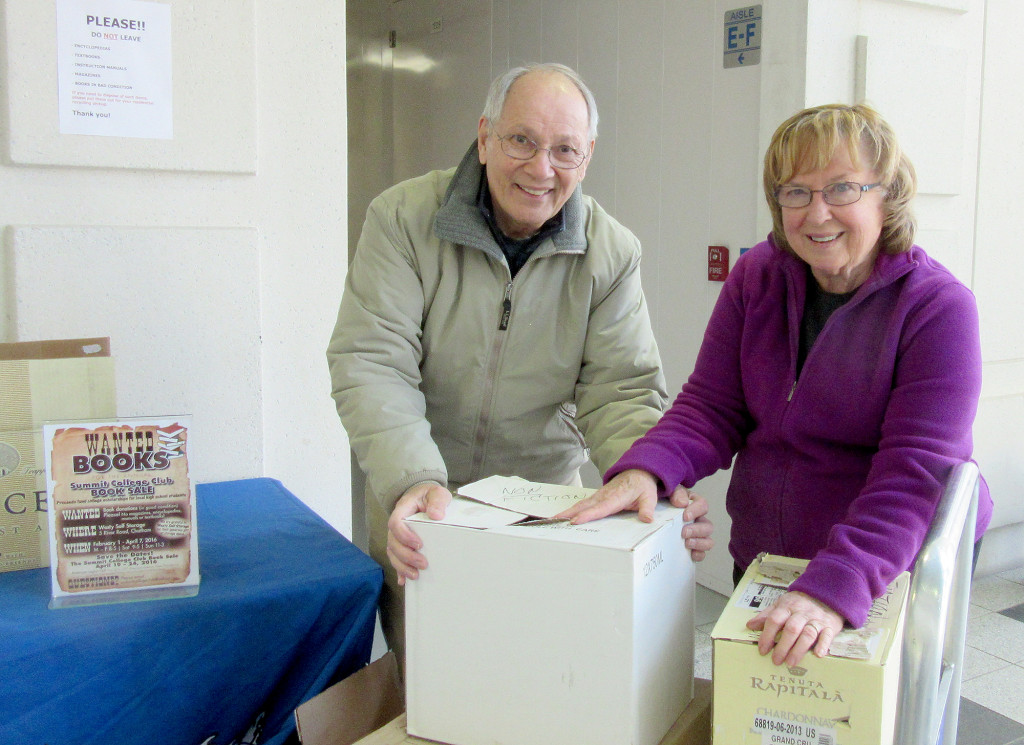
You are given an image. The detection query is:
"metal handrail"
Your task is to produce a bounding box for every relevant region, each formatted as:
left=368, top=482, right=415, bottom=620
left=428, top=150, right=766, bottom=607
left=894, top=461, right=980, bottom=745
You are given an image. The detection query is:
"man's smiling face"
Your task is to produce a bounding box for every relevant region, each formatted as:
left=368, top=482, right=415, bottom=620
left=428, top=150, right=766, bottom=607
left=477, top=70, right=593, bottom=240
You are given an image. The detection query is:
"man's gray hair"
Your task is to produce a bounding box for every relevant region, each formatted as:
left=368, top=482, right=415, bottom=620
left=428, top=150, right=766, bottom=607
left=481, top=63, right=599, bottom=141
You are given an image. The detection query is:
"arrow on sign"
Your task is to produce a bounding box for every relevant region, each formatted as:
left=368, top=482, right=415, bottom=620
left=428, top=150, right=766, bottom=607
left=738, top=53, right=745, bottom=64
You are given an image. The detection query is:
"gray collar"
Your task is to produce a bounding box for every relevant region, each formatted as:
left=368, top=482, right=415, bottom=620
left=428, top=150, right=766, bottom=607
left=433, top=142, right=588, bottom=259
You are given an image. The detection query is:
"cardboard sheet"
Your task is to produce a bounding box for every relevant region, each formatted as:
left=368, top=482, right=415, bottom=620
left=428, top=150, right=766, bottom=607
left=295, top=652, right=403, bottom=745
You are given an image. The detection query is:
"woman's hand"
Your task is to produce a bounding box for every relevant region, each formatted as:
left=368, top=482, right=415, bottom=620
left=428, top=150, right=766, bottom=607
left=556, top=469, right=661, bottom=523
left=557, top=471, right=716, bottom=562
left=745, top=590, right=844, bottom=667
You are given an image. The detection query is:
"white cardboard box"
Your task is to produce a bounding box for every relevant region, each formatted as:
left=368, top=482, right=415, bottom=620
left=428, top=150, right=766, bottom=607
left=711, top=554, right=909, bottom=745
left=404, top=476, right=695, bottom=745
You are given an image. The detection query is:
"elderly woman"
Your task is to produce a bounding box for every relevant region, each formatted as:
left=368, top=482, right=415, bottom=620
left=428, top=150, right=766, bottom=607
left=560, top=103, right=992, bottom=667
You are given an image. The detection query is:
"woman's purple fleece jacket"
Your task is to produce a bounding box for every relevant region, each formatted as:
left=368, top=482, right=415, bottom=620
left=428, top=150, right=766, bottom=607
left=608, top=237, right=992, bottom=627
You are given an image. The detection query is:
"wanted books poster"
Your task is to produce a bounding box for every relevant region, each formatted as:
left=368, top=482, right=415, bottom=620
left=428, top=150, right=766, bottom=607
left=43, top=417, right=199, bottom=608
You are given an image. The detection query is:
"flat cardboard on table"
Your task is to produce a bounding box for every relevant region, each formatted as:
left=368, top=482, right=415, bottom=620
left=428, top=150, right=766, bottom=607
left=402, top=475, right=695, bottom=745
left=0, top=338, right=116, bottom=573
left=294, top=652, right=712, bottom=745
left=711, top=554, right=909, bottom=745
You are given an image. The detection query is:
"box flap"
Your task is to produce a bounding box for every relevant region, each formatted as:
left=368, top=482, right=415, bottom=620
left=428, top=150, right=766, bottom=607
left=353, top=680, right=710, bottom=744
left=489, top=501, right=683, bottom=549
left=406, top=494, right=524, bottom=529
left=295, top=652, right=404, bottom=745
left=711, top=554, right=909, bottom=664
left=456, top=474, right=592, bottom=518
left=0, top=337, right=110, bottom=360
left=408, top=476, right=685, bottom=550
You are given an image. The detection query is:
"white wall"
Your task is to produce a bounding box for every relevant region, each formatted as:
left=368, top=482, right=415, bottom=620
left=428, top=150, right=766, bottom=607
left=254, top=2, right=350, bottom=534
left=970, top=0, right=1024, bottom=574
left=1, top=1, right=353, bottom=535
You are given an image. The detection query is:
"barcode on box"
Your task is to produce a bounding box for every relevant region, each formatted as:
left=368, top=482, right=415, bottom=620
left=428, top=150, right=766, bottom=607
left=751, top=713, right=837, bottom=745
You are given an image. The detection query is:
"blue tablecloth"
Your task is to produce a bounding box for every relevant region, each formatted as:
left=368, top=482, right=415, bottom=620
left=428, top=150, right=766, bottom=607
left=0, top=477, right=383, bottom=745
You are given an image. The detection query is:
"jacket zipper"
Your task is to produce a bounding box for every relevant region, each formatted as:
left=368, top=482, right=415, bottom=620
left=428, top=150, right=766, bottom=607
left=470, top=278, right=513, bottom=478
left=558, top=402, right=591, bottom=458
left=496, top=243, right=582, bottom=330
left=499, top=281, right=513, bottom=330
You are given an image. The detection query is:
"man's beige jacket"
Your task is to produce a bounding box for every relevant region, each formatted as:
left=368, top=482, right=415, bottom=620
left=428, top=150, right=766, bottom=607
left=328, top=144, right=668, bottom=528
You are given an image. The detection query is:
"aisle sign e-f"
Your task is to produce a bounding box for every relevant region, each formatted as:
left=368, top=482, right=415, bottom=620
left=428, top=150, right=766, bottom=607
left=724, top=5, right=762, bottom=69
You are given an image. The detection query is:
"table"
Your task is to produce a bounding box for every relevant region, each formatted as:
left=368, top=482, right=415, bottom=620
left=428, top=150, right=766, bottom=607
left=0, top=478, right=383, bottom=745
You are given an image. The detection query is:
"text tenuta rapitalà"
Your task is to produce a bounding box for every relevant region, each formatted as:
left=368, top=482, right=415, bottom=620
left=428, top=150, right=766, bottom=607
left=750, top=674, right=845, bottom=701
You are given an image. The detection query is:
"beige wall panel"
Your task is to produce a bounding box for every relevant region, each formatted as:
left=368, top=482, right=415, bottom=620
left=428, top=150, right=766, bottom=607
left=3, top=226, right=261, bottom=485
left=858, top=35, right=968, bottom=195
left=4, top=0, right=256, bottom=172
left=974, top=0, right=1024, bottom=362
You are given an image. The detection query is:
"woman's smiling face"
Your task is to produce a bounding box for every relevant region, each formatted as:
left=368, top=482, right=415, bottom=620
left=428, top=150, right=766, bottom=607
left=781, top=145, right=886, bottom=294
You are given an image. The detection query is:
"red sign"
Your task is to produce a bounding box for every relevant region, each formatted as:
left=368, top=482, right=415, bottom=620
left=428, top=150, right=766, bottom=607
left=708, top=245, right=729, bottom=282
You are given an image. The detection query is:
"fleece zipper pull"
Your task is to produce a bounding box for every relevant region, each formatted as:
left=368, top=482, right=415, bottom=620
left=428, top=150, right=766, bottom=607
left=499, top=281, right=512, bottom=330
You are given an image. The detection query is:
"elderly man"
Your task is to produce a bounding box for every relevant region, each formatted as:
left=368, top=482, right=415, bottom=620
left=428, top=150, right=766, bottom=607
left=328, top=62, right=711, bottom=669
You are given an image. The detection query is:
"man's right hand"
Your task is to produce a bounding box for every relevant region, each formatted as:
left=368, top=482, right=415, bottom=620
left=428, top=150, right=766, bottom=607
left=386, top=482, right=452, bottom=585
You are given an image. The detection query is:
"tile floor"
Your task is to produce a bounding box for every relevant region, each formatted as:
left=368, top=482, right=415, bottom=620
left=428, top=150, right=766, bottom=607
left=693, top=565, right=1024, bottom=745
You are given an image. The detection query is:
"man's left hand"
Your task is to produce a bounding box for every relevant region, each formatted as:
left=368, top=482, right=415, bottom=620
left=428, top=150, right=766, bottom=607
left=672, top=486, right=714, bottom=562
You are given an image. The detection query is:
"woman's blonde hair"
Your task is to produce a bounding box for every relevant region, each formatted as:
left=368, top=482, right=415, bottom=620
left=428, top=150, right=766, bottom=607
left=763, top=103, right=918, bottom=254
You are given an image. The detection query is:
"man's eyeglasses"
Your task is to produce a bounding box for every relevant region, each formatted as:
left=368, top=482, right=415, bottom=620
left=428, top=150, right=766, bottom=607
left=494, top=131, right=589, bottom=170
left=775, top=181, right=884, bottom=208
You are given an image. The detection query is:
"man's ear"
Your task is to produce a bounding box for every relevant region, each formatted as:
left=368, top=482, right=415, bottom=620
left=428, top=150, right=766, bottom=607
left=477, top=117, right=490, bottom=164
left=577, top=139, right=596, bottom=179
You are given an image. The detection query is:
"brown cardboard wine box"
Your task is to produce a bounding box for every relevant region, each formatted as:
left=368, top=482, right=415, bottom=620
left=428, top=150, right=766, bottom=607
left=711, top=554, right=909, bottom=745
left=0, top=338, right=116, bottom=572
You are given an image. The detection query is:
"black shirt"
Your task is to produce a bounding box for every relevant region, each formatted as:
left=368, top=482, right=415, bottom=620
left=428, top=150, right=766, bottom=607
left=477, top=172, right=565, bottom=278
left=798, top=266, right=856, bottom=373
